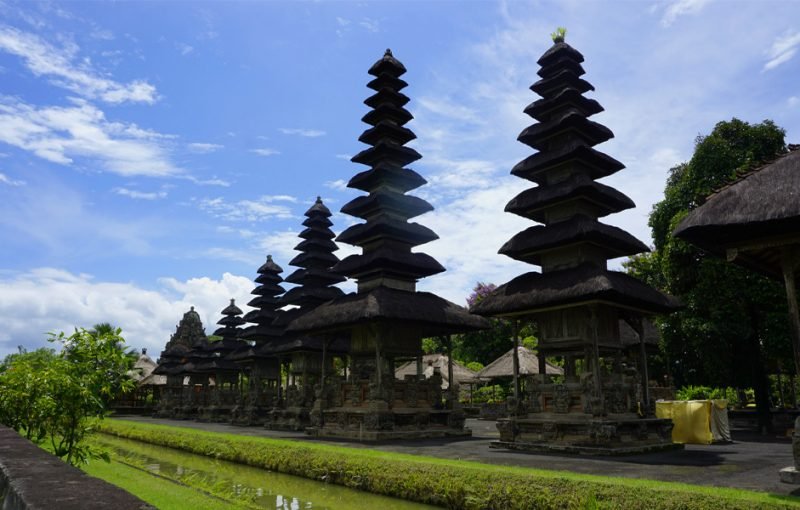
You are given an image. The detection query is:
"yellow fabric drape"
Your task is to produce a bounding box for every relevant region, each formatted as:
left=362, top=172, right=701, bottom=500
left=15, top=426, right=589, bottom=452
left=655, top=400, right=728, bottom=444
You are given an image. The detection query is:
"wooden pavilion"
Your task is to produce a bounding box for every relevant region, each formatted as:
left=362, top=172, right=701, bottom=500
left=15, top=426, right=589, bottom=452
left=674, top=147, right=800, bottom=383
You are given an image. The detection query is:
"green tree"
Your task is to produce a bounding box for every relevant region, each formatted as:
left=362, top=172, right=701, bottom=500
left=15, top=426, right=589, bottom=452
left=0, top=327, right=136, bottom=464
left=457, top=282, right=537, bottom=366
left=625, top=118, right=789, bottom=431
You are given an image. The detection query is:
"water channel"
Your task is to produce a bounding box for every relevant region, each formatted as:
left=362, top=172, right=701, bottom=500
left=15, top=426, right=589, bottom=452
left=93, top=433, right=437, bottom=510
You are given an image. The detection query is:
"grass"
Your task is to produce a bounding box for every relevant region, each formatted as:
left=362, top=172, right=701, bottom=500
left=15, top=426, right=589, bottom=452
left=98, top=418, right=800, bottom=510
left=81, top=452, right=250, bottom=510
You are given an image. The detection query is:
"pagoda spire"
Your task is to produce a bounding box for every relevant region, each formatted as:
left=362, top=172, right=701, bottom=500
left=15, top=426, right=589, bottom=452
left=497, top=38, right=648, bottom=272
left=213, top=298, right=246, bottom=342
left=280, top=197, right=345, bottom=310
left=240, top=255, right=285, bottom=343
left=335, top=49, right=444, bottom=292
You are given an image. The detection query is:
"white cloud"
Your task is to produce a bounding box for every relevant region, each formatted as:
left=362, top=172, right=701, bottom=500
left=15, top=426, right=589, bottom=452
left=764, top=30, right=800, bottom=71
left=0, top=97, right=180, bottom=177
left=325, top=179, right=348, bottom=191
left=661, top=0, right=712, bottom=27
left=0, top=25, right=157, bottom=104
left=278, top=128, right=326, bottom=138
left=197, top=195, right=297, bottom=222
left=187, top=142, right=223, bottom=154
left=359, top=18, right=380, bottom=33
left=0, top=268, right=255, bottom=359
left=250, top=148, right=280, bottom=156
left=113, top=187, right=167, bottom=200
left=185, top=175, right=231, bottom=187
left=176, top=42, right=194, bottom=56
left=0, top=172, right=25, bottom=186
left=789, top=96, right=799, bottom=108
left=334, top=153, right=351, bottom=160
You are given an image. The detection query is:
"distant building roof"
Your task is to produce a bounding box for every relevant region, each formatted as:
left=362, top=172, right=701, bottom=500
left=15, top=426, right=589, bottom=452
left=395, top=354, right=478, bottom=389
left=476, top=346, right=563, bottom=380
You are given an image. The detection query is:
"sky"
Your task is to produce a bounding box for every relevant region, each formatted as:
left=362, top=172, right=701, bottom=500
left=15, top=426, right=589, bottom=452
left=0, top=0, right=798, bottom=359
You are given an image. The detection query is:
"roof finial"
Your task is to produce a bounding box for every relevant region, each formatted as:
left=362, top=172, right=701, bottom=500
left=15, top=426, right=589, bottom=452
left=385, top=48, right=393, bottom=57
left=190, top=305, right=194, bottom=312
left=267, top=254, right=273, bottom=261
left=230, top=298, right=235, bottom=305
left=316, top=195, right=322, bottom=203
left=551, top=27, right=567, bottom=43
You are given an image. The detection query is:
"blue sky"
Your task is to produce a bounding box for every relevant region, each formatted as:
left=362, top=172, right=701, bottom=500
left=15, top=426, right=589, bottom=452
left=0, top=0, right=798, bottom=358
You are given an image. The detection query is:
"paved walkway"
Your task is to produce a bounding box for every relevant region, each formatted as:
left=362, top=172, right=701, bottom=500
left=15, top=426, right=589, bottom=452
left=117, top=416, right=799, bottom=496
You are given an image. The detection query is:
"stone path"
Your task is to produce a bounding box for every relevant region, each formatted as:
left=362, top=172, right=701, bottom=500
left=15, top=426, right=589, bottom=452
left=117, top=416, right=799, bottom=496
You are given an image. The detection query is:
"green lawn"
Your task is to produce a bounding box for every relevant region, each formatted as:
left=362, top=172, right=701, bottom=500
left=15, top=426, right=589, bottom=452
left=82, top=453, right=251, bottom=510
left=97, top=418, right=800, bottom=510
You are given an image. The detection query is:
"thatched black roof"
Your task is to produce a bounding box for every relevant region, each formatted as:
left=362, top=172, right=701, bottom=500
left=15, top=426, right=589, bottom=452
left=287, top=286, right=488, bottom=337
left=240, top=255, right=286, bottom=343
left=673, top=148, right=800, bottom=279
left=505, top=175, right=635, bottom=223
left=471, top=264, right=680, bottom=317
left=499, top=215, right=649, bottom=265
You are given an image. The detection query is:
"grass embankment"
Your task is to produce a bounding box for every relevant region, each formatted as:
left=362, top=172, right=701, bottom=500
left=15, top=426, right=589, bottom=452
left=99, top=419, right=800, bottom=510
left=81, top=451, right=249, bottom=510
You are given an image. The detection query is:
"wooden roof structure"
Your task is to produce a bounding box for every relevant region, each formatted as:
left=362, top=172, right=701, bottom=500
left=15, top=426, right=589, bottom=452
left=472, top=40, right=678, bottom=318
left=674, top=146, right=800, bottom=376
left=288, top=50, right=488, bottom=339
left=476, top=346, right=563, bottom=380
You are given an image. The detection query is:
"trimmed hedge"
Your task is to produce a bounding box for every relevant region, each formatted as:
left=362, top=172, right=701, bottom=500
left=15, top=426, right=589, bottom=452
left=97, top=420, right=800, bottom=510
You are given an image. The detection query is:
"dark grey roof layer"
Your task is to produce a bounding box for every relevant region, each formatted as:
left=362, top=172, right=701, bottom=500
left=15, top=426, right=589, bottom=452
left=674, top=149, right=800, bottom=279
left=471, top=264, right=680, bottom=317
left=287, top=286, right=489, bottom=336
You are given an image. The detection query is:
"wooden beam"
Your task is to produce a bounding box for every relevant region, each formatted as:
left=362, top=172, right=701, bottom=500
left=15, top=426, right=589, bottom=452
left=782, top=247, right=800, bottom=382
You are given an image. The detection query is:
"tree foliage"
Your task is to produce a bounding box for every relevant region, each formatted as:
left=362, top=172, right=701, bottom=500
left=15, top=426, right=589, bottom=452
left=625, top=118, right=789, bottom=421
left=0, top=327, right=136, bottom=464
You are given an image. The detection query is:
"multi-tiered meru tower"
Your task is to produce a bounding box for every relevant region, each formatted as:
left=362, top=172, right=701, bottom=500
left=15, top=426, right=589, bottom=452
left=472, top=34, right=680, bottom=454
left=228, top=255, right=285, bottom=425
left=263, top=197, right=347, bottom=431
left=289, top=50, right=488, bottom=440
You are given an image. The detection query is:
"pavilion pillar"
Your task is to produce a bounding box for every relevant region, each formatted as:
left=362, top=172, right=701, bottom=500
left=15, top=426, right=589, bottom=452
left=782, top=247, right=800, bottom=385
left=319, top=339, right=328, bottom=426
left=512, top=321, right=521, bottom=407
left=416, top=353, right=423, bottom=380
left=632, top=318, right=651, bottom=414
left=446, top=336, right=454, bottom=409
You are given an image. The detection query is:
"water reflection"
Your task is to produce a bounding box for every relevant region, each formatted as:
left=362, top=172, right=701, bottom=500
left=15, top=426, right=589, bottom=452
left=93, top=434, right=435, bottom=510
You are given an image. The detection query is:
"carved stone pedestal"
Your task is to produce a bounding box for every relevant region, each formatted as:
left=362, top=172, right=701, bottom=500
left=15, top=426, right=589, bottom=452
left=492, top=413, right=679, bottom=455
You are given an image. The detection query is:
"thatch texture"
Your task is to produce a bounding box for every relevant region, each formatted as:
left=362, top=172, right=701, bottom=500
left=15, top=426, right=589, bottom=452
left=394, top=354, right=479, bottom=389
left=674, top=149, right=800, bottom=279
left=287, top=286, right=488, bottom=336
left=476, top=346, right=562, bottom=379
left=472, top=264, right=680, bottom=316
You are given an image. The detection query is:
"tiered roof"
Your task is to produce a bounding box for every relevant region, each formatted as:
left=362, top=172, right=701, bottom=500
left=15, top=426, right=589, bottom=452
left=281, top=197, right=345, bottom=308
left=239, top=255, right=285, bottom=343
left=288, top=50, right=486, bottom=337
left=334, top=49, right=445, bottom=292
left=196, top=299, right=246, bottom=372
left=473, top=38, right=678, bottom=316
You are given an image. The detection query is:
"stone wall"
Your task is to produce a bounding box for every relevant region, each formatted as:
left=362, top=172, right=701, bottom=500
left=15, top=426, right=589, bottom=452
left=0, top=426, right=153, bottom=510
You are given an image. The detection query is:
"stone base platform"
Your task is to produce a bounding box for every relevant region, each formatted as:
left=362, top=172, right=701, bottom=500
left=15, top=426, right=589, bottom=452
left=780, top=466, right=800, bottom=484
left=493, top=414, right=679, bottom=456
left=304, top=406, right=471, bottom=441
left=265, top=407, right=311, bottom=431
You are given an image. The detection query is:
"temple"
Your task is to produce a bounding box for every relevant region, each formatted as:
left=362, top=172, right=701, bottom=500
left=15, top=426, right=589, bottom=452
left=471, top=34, right=680, bottom=454
left=228, top=255, right=286, bottom=425
left=287, top=49, right=488, bottom=440
left=263, top=197, right=347, bottom=431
